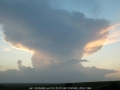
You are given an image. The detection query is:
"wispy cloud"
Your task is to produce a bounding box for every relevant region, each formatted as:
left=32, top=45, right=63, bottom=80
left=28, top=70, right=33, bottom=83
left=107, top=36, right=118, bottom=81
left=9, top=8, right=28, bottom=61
left=105, top=26, right=120, bottom=45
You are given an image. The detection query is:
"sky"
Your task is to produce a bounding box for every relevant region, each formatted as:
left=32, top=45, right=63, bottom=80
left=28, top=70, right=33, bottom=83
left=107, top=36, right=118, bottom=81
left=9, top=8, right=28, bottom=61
left=0, top=0, right=120, bottom=83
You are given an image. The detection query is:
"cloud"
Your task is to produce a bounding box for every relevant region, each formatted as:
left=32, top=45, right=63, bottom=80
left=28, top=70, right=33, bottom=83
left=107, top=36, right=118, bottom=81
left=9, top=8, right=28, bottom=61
left=80, top=59, right=90, bottom=62
left=0, top=61, right=117, bottom=83
left=0, top=0, right=117, bottom=83
left=105, top=24, right=120, bottom=45
left=0, top=0, right=110, bottom=67
left=105, top=71, right=120, bottom=80
left=17, top=60, right=22, bottom=66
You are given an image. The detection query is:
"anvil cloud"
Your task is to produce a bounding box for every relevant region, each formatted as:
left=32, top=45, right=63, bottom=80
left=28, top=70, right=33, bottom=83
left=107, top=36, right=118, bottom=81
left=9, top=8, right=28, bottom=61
left=0, top=0, right=116, bottom=83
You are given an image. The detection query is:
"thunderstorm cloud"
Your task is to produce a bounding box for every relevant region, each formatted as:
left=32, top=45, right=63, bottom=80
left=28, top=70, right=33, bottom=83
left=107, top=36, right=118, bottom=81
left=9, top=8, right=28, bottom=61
left=0, top=0, right=116, bottom=83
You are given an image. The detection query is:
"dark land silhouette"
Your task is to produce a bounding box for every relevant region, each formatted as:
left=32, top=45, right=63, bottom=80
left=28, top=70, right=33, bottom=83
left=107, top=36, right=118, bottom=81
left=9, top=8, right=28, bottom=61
left=0, top=81, right=120, bottom=90
left=97, top=82, right=120, bottom=90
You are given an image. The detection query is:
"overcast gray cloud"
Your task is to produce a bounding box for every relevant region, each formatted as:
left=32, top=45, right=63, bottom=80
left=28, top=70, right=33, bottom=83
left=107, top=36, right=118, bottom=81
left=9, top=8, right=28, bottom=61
left=0, top=0, right=115, bottom=83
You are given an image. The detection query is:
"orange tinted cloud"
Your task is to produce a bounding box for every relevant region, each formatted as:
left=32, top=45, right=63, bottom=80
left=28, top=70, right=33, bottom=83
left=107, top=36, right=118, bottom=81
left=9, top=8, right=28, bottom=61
left=105, top=27, right=120, bottom=45
left=84, top=23, right=120, bottom=57
left=84, top=38, right=106, bottom=55
left=100, top=23, right=120, bottom=34
left=10, top=43, right=34, bottom=53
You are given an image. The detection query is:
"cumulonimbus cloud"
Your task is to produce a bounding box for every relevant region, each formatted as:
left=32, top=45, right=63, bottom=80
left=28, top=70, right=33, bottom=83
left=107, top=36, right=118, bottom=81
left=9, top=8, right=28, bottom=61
left=0, top=0, right=110, bottom=67
left=0, top=0, right=117, bottom=83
